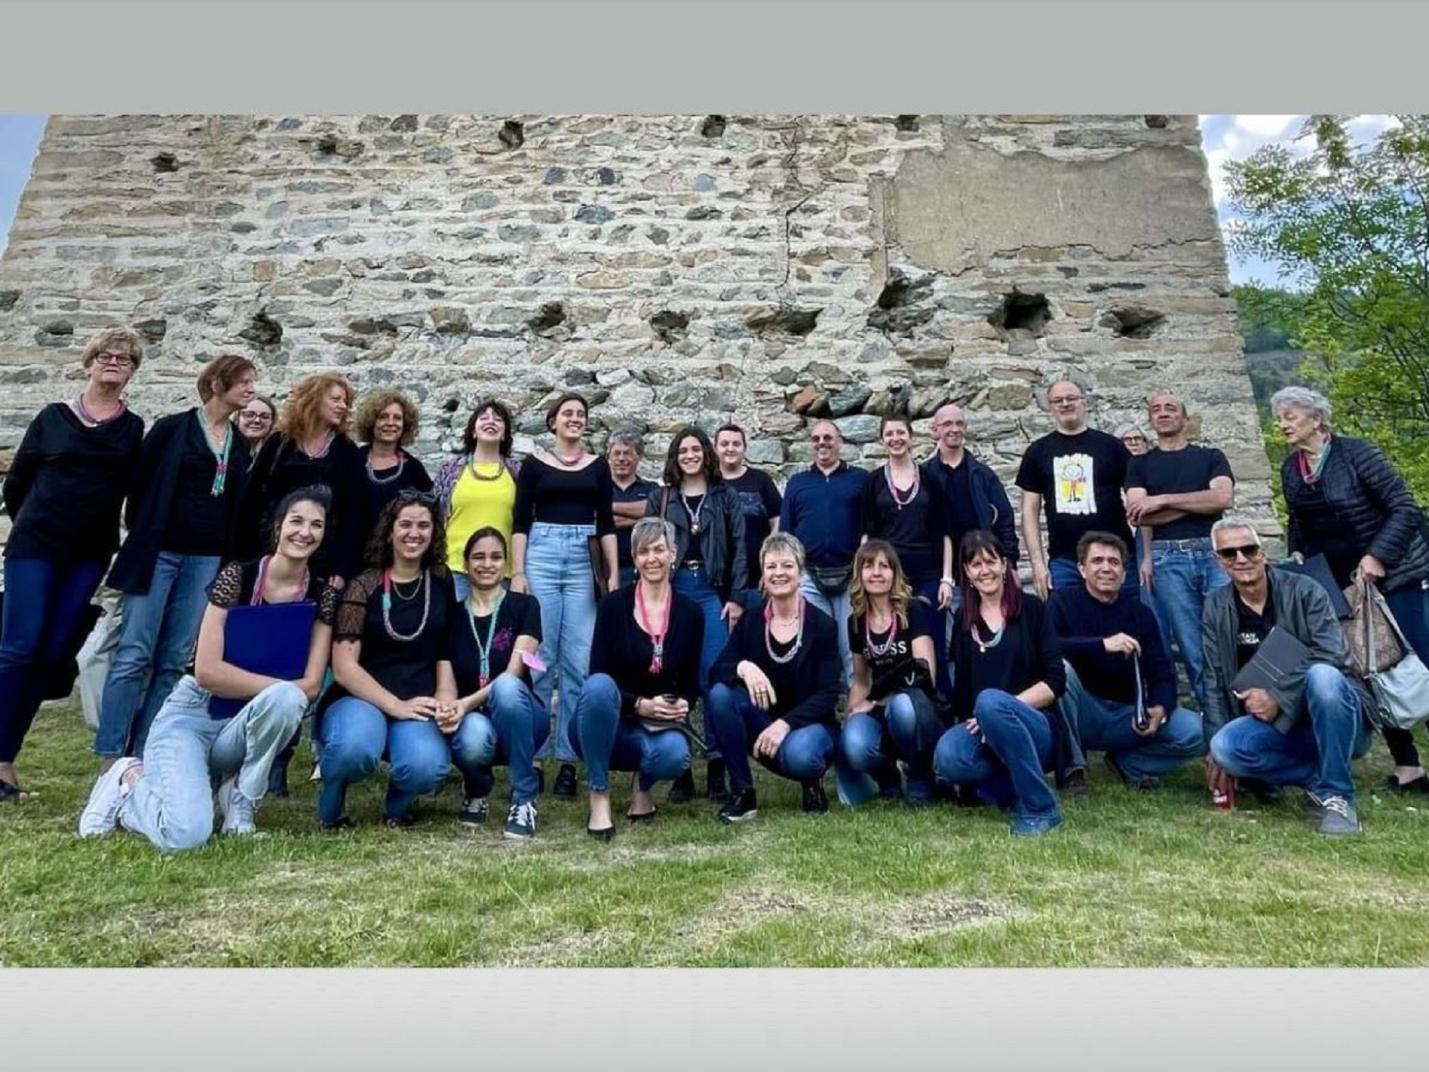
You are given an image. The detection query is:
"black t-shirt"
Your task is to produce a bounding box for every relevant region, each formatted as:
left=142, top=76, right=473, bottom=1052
left=1125, top=444, right=1235, bottom=541
left=613, top=477, right=658, bottom=569
left=162, top=417, right=230, bottom=556
left=353, top=446, right=434, bottom=567
left=862, top=466, right=949, bottom=584
left=446, top=589, right=543, bottom=694
left=1016, top=428, right=1133, bottom=560
left=727, top=468, right=783, bottom=587
left=678, top=493, right=706, bottom=567
left=331, top=568, right=453, bottom=702
left=1234, top=580, right=1277, bottom=672
left=942, top=459, right=981, bottom=550
left=849, top=598, right=936, bottom=699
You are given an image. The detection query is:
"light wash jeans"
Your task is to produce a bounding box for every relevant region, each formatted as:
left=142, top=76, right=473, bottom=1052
left=1060, top=661, right=1204, bottom=782
left=798, top=572, right=853, bottom=688
left=933, top=690, right=1060, bottom=823
left=1209, top=663, right=1372, bottom=802
left=1147, top=538, right=1229, bottom=708
left=95, top=551, right=222, bottom=759
left=318, top=696, right=452, bottom=824
left=526, top=521, right=597, bottom=764
left=118, top=676, right=306, bottom=852
left=450, top=672, right=549, bottom=805
left=569, top=673, right=691, bottom=793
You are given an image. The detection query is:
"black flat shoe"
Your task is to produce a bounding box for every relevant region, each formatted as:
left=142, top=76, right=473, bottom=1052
left=801, top=780, right=828, bottom=814
left=384, top=811, right=418, bottom=829
left=627, top=807, right=657, bottom=823
left=0, top=778, right=21, bottom=802
left=1061, top=768, right=1090, bottom=797
left=587, top=825, right=615, bottom=842
left=553, top=763, right=578, bottom=799
left=667, top=769, right=696, bottom=804
left=319, top=816, right=353, bottom=832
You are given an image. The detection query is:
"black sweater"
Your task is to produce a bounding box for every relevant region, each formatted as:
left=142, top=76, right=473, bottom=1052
left=588, top=583, right=704, bottom=719
left=949, top=593, right=1066, bottom=722
left=237, top=433, right=364, bottom=579
left=3, top=402, right=145, bottom=563
left=513, top=455, right=615, bottom=535
left=709, top=602, right=841, bottom=729
left=352, top=445, right=434, bottom=570
left=1047, top=585, right=1176, bottom=713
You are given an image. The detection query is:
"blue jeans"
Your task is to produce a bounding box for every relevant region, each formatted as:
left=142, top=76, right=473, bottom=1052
left=933, top=690, right=1060, bottom=822
left=836, top=689, right=942, bottom=805
left=1061, top=661, right=1204, bottom=782
left=118, top=676, right=306, bottom=851
left=526, top=521, right=597, bottom=764
left=569, top=673, right=691, bottom=793
left=1147, top=539, right=1229, bottom=708
left=704, top=681, right=836, bottom=792
left=673, top=565, right=731, bottom=756
left=0, top=556, right=108, bottom=763
left=94, top=551, right=222, bottom=759
left=317, top=697, right=452, bottom=824
left=1209, top=663, right=1372, bottom=802
left=1381, top=584, right=1429, bottom=768
left=449, top=673, right=549, bottom=805
left=1050, top=555, right=1140, bottom=601
left=798, top=572, right=853, bottom=687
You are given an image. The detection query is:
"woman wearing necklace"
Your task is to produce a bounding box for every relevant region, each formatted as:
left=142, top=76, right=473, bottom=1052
left=234, top=395, right=277, bottom=469
left=932, top=529, right=1067, bottom=837
left=1272, top=385, right=1429, bottom=794
left=836, top=539, right=944, bottom=807
left=238, top=373, right=362, bottom=588
left=317, top=491, right=455, bottom=829
left=569, top=517, right=704, bottom=839
left=352, top=389, right=434, bottom=570
left=79, top=487, right=338, bottom=848
left=705, top=533, right=841, bottom=822
left=645, top=424, right=748, bottom=803
left=0, top=327, right=146, bottom=802
left=861, top=413, right=954, bottom=615
left=510, top=392, right=618, bottom=800
left=436, top=399, right=521, bottom=602
left=95, top=354, right=258, bottom=768
left=436, top=527, right=547, bottom=840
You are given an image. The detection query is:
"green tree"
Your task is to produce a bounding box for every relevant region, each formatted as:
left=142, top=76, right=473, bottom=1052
left=1226, top=115, right=1429, bottom=500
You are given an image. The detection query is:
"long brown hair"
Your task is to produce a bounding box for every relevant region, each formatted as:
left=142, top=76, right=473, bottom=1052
left=957, top=529, right=1022, bottom=630
left=848, top=539, right=915, bottom=629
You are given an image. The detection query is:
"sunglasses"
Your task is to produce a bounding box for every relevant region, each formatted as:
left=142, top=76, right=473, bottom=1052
left=396, top=489, right=438, bottom=506
left=1215, top=544, right=1263, bottom=562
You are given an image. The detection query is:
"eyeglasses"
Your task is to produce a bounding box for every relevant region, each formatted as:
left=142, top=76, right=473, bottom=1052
left=241, top=412, right=273, bottom=422
left=1121, top=435, right=1146, bottom=445
left=1214, top=544, right=1263, bottom=562
left=396, top=489, right=438, bottom=506
left=95, top=352, right=135, bottom=367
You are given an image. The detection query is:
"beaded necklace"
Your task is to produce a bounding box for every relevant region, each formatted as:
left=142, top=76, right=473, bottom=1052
left=680, top=489, right=705, bottom=535
left=864, top=603, right=900, bottom=659
left=548, top=445, right=586, bottom=469
left=73, top=393, right=127, bottom=427
left=764, top=596, right=806, bottom=664
left=882, top=461, right=919, bottom=511
left=301, top=429, right=336, bottom=460
left=381, top=567, right=431, bottom=642
left=468, top=456, right=507, bottom=483
left=195, top=409, right=233, bottom=497
left=366, top=448, right=406, bottom=485
left=465, top=586, right=507, bottom=688
left=635, top=581, right=673, bottom=674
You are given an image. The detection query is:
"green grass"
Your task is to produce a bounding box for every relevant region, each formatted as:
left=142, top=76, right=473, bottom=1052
left=3, top=703, right=1429, bottom=967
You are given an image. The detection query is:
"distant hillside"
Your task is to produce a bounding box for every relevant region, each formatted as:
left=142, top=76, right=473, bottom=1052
left=1243, top=347, right=1304, bottom=412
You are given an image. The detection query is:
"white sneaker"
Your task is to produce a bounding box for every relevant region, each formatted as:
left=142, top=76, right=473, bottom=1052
left=217, top=776, right=258, bottom=836
left=309, top=760, right=322, bottom=783
left=79, top=758, right=141, bottom=838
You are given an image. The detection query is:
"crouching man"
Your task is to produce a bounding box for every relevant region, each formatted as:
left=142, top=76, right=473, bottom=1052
left=1202, top=517, right=1373, bottom=836
left=1050, top=531, right=1204, bottom=790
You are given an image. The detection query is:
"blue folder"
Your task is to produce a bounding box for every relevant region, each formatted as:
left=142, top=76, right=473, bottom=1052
left=208, top=601, right=317, bottom=719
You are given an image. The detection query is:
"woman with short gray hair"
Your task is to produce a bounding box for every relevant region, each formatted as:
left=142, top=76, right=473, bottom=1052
left=1273, top=385, right=1429, bottom=792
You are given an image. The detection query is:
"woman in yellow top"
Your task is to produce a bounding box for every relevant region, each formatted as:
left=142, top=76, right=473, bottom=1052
left=436, top=399, right=520, bottom=601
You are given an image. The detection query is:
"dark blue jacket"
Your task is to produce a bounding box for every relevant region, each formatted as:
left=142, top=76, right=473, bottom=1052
left=921, top=450, right=1019, bottom=565
left=779, top=462, right=867, bottom=569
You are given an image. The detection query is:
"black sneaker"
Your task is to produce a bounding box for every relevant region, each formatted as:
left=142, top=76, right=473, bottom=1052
left=503, top=801, right=538, bottom=840
left=718, top=788, right=758, bottom=823
left=552, top=763, right=578, bottom=799
left=384, top=811, right=418, bottom=829
left=458, top=797, right=489, bottom=827
left=706, top=758, right=730, bottom=803
left=801, top=780, right=828, bottom=814
left=668, top=769, right=696, bottom=804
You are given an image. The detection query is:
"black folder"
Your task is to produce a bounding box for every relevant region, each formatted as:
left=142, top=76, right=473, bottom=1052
left=1279, top=554, right=1353, bottom=619
left=1230, top=625, right=1312, bottom=697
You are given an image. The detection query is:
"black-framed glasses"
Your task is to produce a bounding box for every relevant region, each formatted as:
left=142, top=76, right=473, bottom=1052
left=396, top=489, right=438, bottom=505
left=1215, top=544, right=1263, bottom=562
left=95, top=352, right=135, bottom=367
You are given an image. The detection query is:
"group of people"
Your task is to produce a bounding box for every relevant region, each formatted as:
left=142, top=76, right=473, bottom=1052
left=3, top=325, right=1427, bottom=851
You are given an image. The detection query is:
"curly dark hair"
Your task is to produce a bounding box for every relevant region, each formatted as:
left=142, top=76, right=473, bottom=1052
left=363, top=493, right=449, bottom=577
left=353, top=389, right=420, bottom=448
left=462, top=398, right=514, bottom=457
left=662, top=425, right=720, bottom=488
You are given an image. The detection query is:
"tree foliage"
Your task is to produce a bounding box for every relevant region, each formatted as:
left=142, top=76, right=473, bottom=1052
left=1226, top=115, right=1429, bottom=500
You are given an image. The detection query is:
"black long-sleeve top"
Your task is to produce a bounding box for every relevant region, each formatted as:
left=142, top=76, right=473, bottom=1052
left=709, top=602, right=841, bottom=729
left=588, top=583, right=704, bottom=719
left=1047, top=585, right=1177, bottom=714
left=949, top=593, right=1065, bottom=722
left=238, top=433, right=364, bottom=579
left=352, top=445, right=434, bottom=568
left=3, top=402, right=145, bottom=563
left=512, top=455, right=615, bottom=536
left=861, top=465, right=950, bottom=585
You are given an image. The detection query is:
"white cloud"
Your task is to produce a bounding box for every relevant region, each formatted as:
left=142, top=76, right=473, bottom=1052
left=1206, top=146, right=1233, bottom=208
left=1235, top=114, right=1300, bottom=138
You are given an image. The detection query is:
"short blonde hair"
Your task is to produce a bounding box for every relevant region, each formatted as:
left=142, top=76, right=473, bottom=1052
left=80, top=326, right=145, bottom=370
left=354, top=389, right=420, bottom=447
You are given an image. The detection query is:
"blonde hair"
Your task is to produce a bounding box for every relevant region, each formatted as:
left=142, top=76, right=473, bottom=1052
left=278, top=373, right=354, bottom=442
left=758, top=532, right=806, bottom=588
left=80, top=326, right=145, bottom=370
left=848, top=539, right=915, bottom=629
left=353, top=389, right=420, bottom=447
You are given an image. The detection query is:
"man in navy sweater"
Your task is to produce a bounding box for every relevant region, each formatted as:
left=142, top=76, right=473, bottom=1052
left=1049, top=531, right=1204, bottom=789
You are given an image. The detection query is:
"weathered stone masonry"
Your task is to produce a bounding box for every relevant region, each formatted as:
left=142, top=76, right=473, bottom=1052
left=0, top=114, right=1276, bottom=545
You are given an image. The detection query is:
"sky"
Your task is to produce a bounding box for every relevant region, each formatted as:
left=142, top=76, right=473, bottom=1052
left=0, top=114, right=1404, bottom=285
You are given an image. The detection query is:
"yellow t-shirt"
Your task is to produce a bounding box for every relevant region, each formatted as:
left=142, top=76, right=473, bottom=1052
left=446, top=461, right=516, bottom=575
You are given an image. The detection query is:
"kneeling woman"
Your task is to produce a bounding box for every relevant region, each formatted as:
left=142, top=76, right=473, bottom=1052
left=706, top=532, right=842, bottom=822
left=79, top=487, right=337, bottom=849
left=571, top=517, right=704, bottom=839
left=318, top=491, right=455, bottom=829
left=933, top=529, right=1066, bottom=837
left=836, top=539, right=944, bottom=806
left=437, top=527, right=548, bottom=840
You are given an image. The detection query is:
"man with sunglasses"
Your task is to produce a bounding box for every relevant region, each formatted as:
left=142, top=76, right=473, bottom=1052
left=1202, top=518, right=1374, bottom=836
left=779, top=419, right=866, bottom=686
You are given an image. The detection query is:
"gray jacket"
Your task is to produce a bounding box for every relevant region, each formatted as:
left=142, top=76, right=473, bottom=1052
left=1201, top=567, right=1372, bottom=736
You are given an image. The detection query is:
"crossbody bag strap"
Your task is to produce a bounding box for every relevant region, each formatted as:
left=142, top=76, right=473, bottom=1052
left=1363, top=576, right=1377, bottom=671
left=1369, top=578, right=1412, bottom=652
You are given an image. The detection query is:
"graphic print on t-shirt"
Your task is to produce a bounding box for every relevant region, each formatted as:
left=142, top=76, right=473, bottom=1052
left=1053, top=453, right=1096, bottom=515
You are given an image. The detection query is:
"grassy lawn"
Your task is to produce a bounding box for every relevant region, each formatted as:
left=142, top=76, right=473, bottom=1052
left=3, top=702, right=1429, bottom=967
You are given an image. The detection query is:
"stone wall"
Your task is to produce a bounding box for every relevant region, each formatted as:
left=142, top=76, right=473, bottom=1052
left=0, top=114, right=1276, bottom=544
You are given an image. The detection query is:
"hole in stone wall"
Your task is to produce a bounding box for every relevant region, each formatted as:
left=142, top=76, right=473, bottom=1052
left=499, top=120, right=525, bottom=150
left=238, top=311, right=283, bottom=347
left=151, top=152, right=179, bottom=173
left=700, top=115, right=727, bottom=138
left=747, top=307, right=820, bottom=337
left=650, top=310, right=690, bottom=344
left=868, top=271, right=935, bottom=333
left=987, top=292, right=1050, bottom=338
left=1102, top=306, right=1167, bottom=339
left=1144, top=115, right=1169, bottom=128
left=0, top=289, right=19, bottom=312
left=442, top=396, right=460, bottom=413
left=894, top=115, right=920, bottom=132
left=527, top=302, right=566, bottom=334
left=134, top=319, right=167, bottom=343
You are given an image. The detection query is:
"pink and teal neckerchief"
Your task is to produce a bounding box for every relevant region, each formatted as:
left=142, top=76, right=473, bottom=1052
left=635, top=581, right=672, bottom=674
left=465, top=586, right=507, bottom=687
left=1297, top=434, right=1333, bottom=485
left=195, top=408, right=233, bottom=496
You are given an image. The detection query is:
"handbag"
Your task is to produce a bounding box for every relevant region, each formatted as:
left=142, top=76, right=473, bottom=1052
left=807, top=563, right=853, bottom=596
left=1359, top=578, right=1429, bottom=732
left=1344, top=577, right=1404, bottom=675
left=587, top=534, right=610, bottom=600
